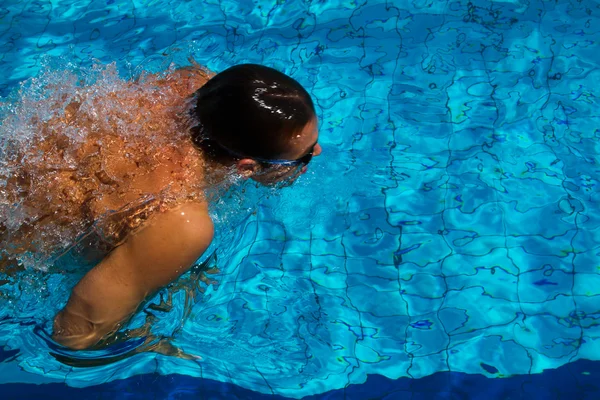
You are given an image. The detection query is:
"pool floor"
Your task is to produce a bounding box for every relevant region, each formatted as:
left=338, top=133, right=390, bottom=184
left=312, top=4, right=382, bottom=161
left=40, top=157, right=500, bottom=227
left=1, top=0, right=600, bottom=398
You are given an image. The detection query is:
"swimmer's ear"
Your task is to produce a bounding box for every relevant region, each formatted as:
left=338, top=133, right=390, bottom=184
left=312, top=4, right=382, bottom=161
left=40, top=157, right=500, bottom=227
left=236, top=159, right=259, bottom=178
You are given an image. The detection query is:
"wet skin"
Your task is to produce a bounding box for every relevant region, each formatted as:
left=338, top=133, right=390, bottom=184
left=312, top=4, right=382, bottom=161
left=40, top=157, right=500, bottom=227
left=52, top=69, right=321, bottom=349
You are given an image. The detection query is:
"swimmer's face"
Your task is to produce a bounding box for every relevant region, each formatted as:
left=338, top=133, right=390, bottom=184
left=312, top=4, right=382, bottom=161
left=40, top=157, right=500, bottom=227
left=236, top=118, right=321, bottom=186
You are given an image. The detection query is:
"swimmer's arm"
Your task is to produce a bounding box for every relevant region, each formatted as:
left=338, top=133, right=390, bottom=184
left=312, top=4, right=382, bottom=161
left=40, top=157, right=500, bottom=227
left=52, top=202, right=214, bottom=350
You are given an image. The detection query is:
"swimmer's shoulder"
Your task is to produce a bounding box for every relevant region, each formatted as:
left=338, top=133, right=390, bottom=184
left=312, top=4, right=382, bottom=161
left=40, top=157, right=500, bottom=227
left=53, top=200, right=214, bottom=349
left=135, top=201, right=214, bottom=250
left=154, top=65, right=215, bottom=98
left=104, top=200, right=214, bottom=293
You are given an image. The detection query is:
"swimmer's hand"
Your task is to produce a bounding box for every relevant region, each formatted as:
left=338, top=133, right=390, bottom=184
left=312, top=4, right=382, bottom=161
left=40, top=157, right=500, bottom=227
left=52, top=202, right=214, bottom=350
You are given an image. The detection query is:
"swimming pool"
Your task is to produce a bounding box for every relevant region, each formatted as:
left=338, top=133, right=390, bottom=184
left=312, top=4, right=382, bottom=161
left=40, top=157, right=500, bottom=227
left=1, top=0, right=599, bottom=398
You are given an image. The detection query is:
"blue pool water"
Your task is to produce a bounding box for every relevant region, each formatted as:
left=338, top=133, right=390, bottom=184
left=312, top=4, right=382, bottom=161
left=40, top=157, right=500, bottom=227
left=1, top=0, right=600, bottom=398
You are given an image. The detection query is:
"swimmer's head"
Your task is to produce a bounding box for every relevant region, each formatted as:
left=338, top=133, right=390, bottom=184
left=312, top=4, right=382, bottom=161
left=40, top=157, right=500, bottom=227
left=191, top=64, right=321, bottom=185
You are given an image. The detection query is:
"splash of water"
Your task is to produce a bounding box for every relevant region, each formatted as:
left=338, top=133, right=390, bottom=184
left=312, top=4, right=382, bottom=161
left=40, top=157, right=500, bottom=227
left=0, top=57, right=210, bottom=270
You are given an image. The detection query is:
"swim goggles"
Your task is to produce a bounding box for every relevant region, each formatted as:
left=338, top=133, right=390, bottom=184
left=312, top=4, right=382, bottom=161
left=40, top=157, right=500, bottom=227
left=203, top=139, right=315, bottom=167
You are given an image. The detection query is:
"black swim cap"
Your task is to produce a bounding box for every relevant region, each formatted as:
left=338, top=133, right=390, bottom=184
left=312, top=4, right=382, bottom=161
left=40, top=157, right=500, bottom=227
left=191, top=64, right=315, bottom=160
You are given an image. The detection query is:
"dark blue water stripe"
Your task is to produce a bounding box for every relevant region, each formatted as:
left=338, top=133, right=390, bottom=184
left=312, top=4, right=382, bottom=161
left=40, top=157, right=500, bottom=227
left=1, top=358, right=598, bottom=399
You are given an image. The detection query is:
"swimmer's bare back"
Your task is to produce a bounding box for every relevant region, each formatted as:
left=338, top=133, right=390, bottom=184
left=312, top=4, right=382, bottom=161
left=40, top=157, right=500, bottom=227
left=51, top=66, right=216, bottom=349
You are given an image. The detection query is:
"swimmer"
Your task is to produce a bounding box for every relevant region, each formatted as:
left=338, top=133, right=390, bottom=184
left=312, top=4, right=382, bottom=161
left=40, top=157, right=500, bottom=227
left=0, top=63, right=321, bottom=349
